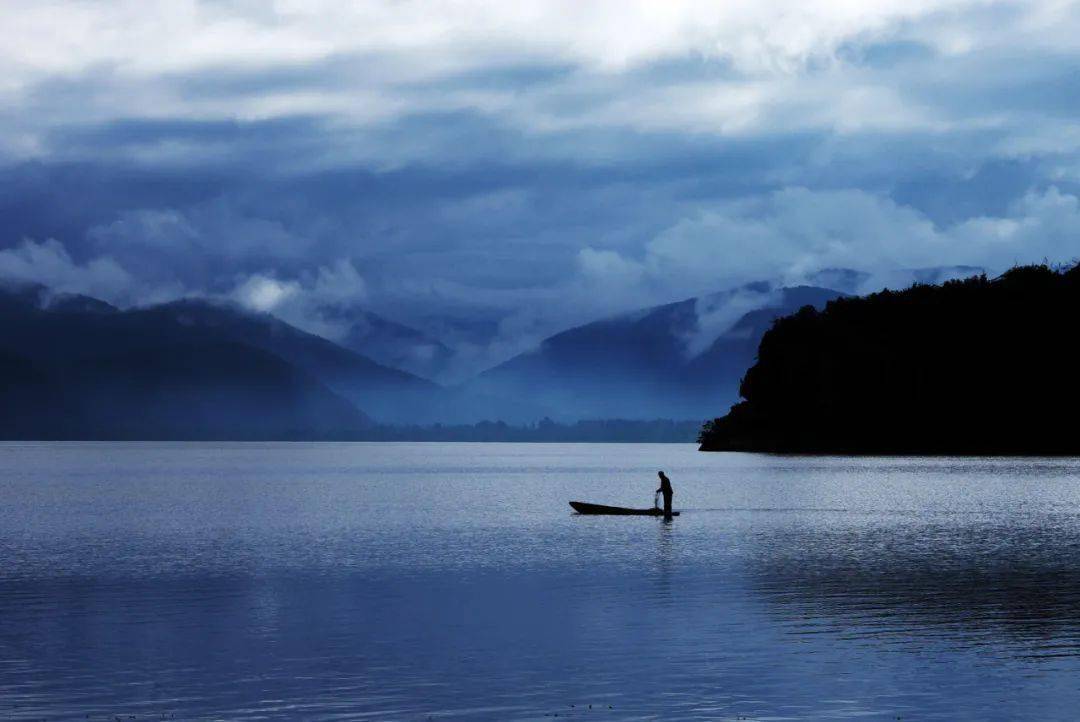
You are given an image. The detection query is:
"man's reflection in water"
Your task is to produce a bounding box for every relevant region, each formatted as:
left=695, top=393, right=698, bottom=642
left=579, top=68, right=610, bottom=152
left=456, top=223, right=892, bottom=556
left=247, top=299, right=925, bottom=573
left=654, top=515, right=675, bottom=605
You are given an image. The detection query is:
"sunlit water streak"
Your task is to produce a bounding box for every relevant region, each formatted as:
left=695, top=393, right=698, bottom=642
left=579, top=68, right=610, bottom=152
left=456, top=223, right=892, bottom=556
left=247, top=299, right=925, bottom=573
left=2, top=443, right=1080, bottom=719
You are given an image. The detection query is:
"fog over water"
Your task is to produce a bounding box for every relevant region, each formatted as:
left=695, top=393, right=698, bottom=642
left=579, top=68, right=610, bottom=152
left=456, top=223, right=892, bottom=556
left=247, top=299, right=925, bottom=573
left=4, top=442, right=1080, bottom=720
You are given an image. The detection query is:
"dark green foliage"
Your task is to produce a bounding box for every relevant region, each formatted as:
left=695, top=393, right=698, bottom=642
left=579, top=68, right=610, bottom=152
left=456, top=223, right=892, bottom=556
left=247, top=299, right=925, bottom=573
left=699, top=264, right=1080, bottom=454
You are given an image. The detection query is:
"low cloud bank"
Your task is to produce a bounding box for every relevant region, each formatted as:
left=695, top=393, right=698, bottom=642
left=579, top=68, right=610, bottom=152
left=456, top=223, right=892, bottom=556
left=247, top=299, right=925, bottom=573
left=230, top=259, right=368, bottom=341
left=0, top=238, right=179, bottom=305
left=3, top=184, right=1079, bottom=380
left=579, top=187, right=1080, bottom=303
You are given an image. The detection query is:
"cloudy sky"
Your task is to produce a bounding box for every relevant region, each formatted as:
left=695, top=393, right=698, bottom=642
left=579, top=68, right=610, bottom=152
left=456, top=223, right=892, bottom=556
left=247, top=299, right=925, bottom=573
left=2, top=0, right=1079, bottom=372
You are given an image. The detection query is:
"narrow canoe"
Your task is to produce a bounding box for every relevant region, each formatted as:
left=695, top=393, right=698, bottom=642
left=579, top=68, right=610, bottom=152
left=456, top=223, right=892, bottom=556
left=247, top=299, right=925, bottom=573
left=569, top=501, right=679, bottom=516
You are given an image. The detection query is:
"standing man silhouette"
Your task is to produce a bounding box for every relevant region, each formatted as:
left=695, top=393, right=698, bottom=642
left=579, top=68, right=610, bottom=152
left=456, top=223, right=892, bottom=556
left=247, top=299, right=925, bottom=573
left=656, top=471, right=674, bottom=519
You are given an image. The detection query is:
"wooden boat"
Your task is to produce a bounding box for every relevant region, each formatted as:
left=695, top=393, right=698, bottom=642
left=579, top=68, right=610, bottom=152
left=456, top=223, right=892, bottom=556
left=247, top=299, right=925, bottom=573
left=569, top=501, right=679, bottom=516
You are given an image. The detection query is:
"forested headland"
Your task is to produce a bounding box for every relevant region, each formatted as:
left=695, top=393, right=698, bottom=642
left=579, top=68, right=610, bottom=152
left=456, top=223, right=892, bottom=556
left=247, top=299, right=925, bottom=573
left=699, top=264, right=1080, bottom=454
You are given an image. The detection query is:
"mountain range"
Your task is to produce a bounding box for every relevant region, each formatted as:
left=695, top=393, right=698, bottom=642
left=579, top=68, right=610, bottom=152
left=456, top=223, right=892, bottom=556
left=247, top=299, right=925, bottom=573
left=468, top=284, right=844, bottom=420
left=319, top=305, right=454, bottom=380
left=0, top=271, right=963, bottom=438
left=0, top=284, right=369, bottom=439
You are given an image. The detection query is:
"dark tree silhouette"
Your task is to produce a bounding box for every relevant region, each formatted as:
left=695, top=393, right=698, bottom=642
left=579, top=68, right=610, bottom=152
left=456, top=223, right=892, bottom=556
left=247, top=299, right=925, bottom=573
left=699, top=263, right=1080, bottom=454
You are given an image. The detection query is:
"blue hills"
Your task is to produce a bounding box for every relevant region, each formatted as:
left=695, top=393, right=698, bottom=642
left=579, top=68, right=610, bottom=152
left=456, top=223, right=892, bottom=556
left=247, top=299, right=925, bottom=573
left=469, top=284, right=844, bottom=421
left=0, top=277, right=859, bottom=438
left=0, top=284, right=370, bottom=439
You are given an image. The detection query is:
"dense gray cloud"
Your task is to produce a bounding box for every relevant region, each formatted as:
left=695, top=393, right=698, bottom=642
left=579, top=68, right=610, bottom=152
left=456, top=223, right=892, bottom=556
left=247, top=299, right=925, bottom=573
left=0, top=238, right=177, bottom=304
left=1, top=1, right=1079, bottom=376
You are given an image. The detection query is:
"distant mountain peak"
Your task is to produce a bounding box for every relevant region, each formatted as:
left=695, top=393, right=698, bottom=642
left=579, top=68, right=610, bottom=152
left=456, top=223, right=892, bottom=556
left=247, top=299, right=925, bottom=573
left=319, top=305, right=454, bottom=381
left=470, top=282, right=846, bottom=421
left=0, top=281, right=119, bottom=315
left=43, top=293, right=118, bottom=314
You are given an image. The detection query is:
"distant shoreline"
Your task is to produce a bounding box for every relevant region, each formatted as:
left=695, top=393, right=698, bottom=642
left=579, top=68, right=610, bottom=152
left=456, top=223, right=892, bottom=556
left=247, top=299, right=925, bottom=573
left=0, top=418, right=703, bottom=444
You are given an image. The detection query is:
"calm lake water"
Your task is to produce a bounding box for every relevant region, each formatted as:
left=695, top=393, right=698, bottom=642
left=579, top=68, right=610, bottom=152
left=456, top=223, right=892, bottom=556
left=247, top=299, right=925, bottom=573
left=3, top=443, right=1080, bottom=720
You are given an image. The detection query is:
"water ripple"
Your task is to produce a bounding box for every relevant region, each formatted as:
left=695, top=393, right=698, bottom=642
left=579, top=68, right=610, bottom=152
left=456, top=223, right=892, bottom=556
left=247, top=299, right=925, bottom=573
left=2, top=444, right=1080, bottom=719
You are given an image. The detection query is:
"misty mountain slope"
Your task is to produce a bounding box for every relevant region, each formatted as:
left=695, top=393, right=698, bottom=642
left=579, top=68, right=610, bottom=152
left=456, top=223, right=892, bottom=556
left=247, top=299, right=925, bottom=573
left=137, top=299, right=546, bottom=425
left=322, top=306, right=454, bottom=381
left=0, top=349, right=71, bottom=438
left=0, top=286, right=371, bottom=439
left=0, top=282, right=119, bottom=316
left=470, top=285, right=844, bottom=420
left=65, top=341, right=370, bottom=440
left=684, top=286, right=847, bottom=392
left=138, top=299, right=435, bottom=421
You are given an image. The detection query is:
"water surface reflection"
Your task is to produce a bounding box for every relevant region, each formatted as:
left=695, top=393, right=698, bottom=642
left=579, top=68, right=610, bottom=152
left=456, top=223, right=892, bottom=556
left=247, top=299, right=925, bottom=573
left=750, top=517, right=1080, bottom=658
left=2, top=444, right=1080, bottom=720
